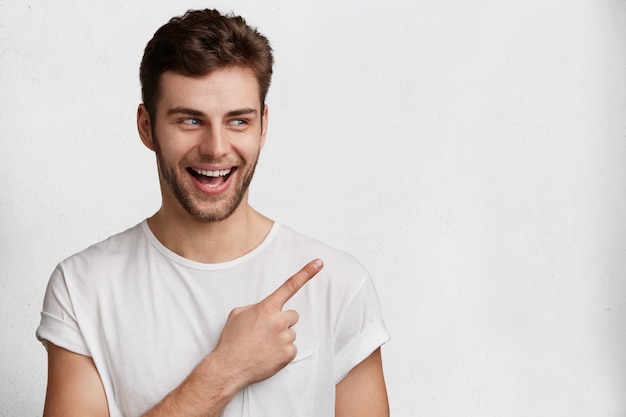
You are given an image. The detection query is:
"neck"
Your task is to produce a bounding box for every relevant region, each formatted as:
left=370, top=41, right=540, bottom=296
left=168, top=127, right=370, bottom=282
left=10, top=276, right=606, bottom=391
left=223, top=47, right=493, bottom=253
left=147, top=201, right=273, bottom=264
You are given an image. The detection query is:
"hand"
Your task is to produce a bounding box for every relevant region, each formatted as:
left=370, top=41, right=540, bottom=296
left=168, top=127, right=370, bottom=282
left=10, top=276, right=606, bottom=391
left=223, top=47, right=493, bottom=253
left=212, top=259, right=324, bottom=387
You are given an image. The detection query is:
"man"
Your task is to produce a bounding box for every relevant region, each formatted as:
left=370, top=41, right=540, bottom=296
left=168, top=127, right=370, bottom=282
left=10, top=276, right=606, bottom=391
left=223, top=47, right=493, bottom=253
left=37, top=9, right=390, bottom=417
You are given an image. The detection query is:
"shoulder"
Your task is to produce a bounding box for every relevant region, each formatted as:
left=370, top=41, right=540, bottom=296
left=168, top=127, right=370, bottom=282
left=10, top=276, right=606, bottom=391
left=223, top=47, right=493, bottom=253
left=39, top=221, right=150, bottom=347
left=65, top=221, right=145, bottom=259
left=272, top=224, right=371, bottom=288
left=276, top=224, right=366, bottom=266
left=55, top=221, right=148, bottom=281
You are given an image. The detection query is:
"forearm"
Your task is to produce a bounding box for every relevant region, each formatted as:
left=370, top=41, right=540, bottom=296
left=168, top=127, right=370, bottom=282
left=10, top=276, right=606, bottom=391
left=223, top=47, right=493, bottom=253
left=142, top=352, right=244, bottom=417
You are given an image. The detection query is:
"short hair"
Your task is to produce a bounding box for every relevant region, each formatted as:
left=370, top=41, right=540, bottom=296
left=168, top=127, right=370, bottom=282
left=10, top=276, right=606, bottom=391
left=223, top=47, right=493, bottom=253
left=139, top=9, right=274, bottom=118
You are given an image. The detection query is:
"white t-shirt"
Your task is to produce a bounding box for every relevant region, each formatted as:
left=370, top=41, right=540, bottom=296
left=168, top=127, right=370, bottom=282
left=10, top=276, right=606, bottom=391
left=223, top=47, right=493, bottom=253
left=36, top=221, right=390, bottom=417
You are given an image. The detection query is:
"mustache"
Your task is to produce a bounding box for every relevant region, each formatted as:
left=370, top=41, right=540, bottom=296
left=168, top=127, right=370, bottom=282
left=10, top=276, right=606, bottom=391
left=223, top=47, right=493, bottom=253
left=180, top=155, right=245, bottom=166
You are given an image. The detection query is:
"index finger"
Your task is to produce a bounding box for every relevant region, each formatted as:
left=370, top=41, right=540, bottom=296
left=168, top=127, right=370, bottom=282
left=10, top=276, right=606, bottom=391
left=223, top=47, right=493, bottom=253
left=263, top=259, right=324, bottom=309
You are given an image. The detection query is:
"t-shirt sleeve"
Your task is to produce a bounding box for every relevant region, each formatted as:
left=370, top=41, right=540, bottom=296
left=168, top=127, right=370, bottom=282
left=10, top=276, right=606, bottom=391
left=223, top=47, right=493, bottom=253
left=334, top=274, right=390, bottom=384
left=36, top=265, right=91, bottom=357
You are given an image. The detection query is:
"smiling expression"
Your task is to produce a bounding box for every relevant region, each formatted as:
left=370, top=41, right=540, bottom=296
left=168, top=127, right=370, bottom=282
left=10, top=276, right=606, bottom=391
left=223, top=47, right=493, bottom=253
left=138, top=67, right=268, bottom=222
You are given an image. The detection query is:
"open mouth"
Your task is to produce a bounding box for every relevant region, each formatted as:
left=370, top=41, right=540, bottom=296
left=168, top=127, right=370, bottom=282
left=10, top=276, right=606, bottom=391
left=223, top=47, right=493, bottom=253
left=188, top=167, right=234, bottom=188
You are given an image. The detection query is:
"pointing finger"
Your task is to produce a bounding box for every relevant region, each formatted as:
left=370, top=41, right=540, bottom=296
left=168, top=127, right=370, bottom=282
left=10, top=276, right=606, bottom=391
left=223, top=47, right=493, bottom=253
left=263, top=259, right=323, bottom=309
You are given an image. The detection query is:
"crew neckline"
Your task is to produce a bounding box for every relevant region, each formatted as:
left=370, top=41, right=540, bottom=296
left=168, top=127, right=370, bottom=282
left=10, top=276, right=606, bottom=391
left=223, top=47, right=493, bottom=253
left=140, top=219, right=281, bottom=271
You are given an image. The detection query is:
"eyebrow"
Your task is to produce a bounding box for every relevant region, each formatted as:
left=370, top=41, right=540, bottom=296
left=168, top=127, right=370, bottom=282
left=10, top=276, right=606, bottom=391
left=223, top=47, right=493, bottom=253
left=166, top=107, right=206, bottom=117
left=226, top=108, right=258, bottom=118
left=166, top=107, right=258, bottom=118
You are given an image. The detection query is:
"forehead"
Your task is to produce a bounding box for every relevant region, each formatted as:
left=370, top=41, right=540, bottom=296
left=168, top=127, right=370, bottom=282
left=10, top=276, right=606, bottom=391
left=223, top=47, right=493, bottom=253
left=157, top=67, right=262, bottom=114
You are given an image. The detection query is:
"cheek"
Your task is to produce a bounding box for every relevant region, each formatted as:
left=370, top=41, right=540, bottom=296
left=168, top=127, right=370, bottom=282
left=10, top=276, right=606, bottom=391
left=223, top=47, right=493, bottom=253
left=155, top=143, right=190, bottom=170
left=154, top=132, right=193, bottom=162
left=236, top=140, right=263, bottom=160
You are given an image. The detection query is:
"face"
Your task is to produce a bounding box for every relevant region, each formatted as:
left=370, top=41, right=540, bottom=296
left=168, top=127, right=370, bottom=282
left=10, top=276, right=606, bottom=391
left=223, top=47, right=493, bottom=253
left=138, top=67, right=268, bottom=222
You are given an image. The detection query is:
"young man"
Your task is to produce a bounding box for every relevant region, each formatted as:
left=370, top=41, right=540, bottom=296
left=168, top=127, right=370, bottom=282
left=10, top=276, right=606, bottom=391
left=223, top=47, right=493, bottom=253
left=37, top=9, right=389, bottom=417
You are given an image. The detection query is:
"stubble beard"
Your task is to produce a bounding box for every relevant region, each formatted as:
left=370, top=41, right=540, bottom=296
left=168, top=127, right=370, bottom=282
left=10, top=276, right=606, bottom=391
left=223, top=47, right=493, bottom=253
left=154, top=139, right=260, bottom=223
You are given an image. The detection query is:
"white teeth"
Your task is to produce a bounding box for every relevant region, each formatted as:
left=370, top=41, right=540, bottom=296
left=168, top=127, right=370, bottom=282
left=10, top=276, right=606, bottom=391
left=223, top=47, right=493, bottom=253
left=192, top=168, right=232, bottom=177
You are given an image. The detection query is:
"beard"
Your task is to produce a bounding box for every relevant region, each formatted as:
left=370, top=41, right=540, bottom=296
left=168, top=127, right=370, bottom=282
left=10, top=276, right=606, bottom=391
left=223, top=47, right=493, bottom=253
left=153, top=136, right=260, bottom=223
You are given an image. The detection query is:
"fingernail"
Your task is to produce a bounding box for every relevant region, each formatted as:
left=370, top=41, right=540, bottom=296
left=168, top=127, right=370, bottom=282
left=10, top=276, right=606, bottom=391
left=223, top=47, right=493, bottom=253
left=312, top=259, right=323, bottom=270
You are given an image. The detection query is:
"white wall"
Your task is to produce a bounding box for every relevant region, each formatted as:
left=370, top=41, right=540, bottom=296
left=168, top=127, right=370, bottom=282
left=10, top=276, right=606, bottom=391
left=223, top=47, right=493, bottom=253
left=1, top=1, right=625, bottom=416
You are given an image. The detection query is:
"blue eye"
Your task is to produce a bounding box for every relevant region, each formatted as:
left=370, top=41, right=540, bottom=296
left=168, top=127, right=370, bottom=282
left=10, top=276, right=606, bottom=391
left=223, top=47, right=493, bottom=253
left=230, top=119, right=246, bottom=126
left=183, top=118, right=200, bottom=125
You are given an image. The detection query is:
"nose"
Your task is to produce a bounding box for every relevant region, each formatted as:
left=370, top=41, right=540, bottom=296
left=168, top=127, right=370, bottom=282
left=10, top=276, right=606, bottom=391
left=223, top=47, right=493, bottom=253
left=197, top=125, right=230, bottom=158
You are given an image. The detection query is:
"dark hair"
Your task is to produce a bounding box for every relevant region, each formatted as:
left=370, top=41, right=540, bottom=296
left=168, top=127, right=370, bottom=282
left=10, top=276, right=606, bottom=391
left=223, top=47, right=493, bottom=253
left=139, top=9, right=273, bottom=118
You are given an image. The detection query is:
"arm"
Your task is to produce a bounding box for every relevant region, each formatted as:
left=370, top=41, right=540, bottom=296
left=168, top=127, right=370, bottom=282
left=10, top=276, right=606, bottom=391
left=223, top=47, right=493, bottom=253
left=141, top=352, right=240, bottom=417
left=43, top=342, right=109, bottom=417
left=335, top=348, right=389, bottom=417
left=43, top=339, right=240, bottom=417
left=43, top=341, right=239, bottom=417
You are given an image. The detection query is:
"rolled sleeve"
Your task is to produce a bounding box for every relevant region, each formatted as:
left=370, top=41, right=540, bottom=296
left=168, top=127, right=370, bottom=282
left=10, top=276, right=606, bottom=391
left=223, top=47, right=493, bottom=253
left=35, top=265, right=90, bottom=357
left=334, top=275, right=390, bottom=383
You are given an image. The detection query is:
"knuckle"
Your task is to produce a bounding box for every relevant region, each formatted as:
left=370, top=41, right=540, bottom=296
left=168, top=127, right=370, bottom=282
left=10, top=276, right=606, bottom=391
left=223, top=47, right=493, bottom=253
left=257, top=302, right=272, bottom=314
left=288, top=344, right=298, bottom=360
left=272, top=318, right=286, bottom=333
left=278, top=330, right=292, bottom=344
left=304, top=263, right=317, bottom=275
left=229, top=307, right=242, bottom=317
left=283, top=276, right=300, bottom=293
left=279, top=345, right=297, bottom=366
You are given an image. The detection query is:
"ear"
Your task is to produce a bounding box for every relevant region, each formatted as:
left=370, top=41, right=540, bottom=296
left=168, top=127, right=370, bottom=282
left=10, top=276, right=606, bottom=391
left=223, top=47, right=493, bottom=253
left=137, top=104, right=156, bottom=151
left=260, top=104, right=269, bottom=150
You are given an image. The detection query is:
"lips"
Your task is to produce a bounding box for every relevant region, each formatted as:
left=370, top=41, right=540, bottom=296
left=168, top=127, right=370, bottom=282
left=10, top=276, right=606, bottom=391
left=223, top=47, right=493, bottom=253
left=188, top=167, right=234, bottom=190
